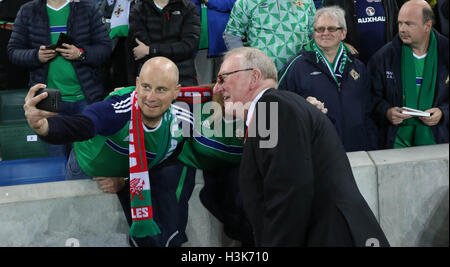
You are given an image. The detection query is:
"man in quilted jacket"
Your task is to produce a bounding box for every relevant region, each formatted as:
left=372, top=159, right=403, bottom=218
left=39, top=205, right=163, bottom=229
left=8, top=0, right=112, bottom=157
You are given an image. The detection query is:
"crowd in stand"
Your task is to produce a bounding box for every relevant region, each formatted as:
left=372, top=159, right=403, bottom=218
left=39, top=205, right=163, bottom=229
left=2, top=0, right=448, bottom=152
left=0, top=0, right=448, bottom=247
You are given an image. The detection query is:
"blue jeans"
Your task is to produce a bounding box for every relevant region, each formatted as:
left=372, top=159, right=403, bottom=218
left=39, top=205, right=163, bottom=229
left=47, top=99, right=88, bottom=158
left=65, top=149, right=91, bottom=180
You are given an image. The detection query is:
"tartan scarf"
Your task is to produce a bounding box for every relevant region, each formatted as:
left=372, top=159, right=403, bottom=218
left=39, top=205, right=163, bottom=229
left=128, top=90, right=172, bottom=238
left=395, top=31, right=437, bottom=147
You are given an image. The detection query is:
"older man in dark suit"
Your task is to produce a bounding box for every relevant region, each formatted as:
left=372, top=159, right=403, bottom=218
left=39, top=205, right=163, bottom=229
left=213, top=47, right=390, bottom=247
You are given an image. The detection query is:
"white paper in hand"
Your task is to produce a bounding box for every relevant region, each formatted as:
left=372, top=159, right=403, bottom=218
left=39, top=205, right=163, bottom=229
left=401, top=107, right=430, bottom=117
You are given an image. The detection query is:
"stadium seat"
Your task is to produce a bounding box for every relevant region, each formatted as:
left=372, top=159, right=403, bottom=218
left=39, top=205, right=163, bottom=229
left=0, top=121, right=49, bottom=160
left=0, top=157, right=66, bottom=186
left=0, top=88, right=28, bottom=124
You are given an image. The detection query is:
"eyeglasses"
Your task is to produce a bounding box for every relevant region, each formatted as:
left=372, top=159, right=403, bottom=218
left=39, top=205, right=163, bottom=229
left=215, top=68, right=254, bottom=85
left=314, top=26, right=343, bottom=33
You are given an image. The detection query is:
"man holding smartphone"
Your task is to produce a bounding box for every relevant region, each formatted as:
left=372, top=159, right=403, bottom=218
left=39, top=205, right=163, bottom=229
left=24, top=56, right=245, bottom=247
left=8, top=0, right=112, bottom=158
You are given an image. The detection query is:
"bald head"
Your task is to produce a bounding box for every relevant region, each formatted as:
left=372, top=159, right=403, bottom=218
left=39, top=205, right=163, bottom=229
left=135, top=57, right=181, bottom=127
left=139, top=57, right=179, bottom=87
left=400, top=0, right=434, bottom=25
left=397, top=0, right=434, bottom=51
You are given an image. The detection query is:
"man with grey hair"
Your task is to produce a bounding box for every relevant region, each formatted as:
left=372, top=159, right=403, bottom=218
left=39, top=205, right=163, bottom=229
left=278, top=6, right=378, bottom=152
left=368, top=0, right=448, bottom=149
left=213, top=46, right=389, bottom=246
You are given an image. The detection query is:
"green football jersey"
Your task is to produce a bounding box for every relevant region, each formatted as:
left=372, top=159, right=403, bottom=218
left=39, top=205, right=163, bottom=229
left=225, top=0, right=316, bottom=71
left=46, top=2, right=84, bottom=102
left=73, top=87, right=243, bottom=177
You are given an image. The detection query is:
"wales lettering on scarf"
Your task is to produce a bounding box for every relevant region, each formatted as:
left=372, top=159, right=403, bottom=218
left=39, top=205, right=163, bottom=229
left=131, top=206, right=152, bottom=220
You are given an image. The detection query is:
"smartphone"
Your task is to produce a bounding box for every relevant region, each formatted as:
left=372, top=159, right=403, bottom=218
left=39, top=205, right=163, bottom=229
left=45, top=33, right=74, bottom=50
left=35, top=88, right=61, bottom=113
left=45, top=44, right=58, bottom=50
left=57, top=32, right=74, bottom=46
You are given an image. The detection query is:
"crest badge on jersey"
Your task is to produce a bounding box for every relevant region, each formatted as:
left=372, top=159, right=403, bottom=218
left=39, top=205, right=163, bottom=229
left=366, top=7, right=375, bottom=16
left=114, top=4, right=125, bottom=18
left=292, top=0, right=304, bottom=8
left=350, top=69, right=360, bottom=80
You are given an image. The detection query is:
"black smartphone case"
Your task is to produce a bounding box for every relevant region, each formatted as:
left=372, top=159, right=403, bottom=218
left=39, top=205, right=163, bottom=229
left=46, top=33, right=74, bottom=50
left=57, top=33, right=74, bottom=47
left=35, top=88, right=61, bottom=113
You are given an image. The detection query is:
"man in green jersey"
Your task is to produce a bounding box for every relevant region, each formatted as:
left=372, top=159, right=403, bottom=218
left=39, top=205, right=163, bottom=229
left=223, top=0, right=316, bottom=71
left=24, top=56, right=244, bottom=246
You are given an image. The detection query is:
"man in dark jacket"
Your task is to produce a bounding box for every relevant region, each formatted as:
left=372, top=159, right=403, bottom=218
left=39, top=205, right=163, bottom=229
left=213, top=46, right=390, bottom=246
left=368, top=0, right=448, bottom=149
left=278, top=6, right=378, bottom=152
left=127, top=0, right=200, bottom=86
left=8, top=0, right=112, bottom=157
left=322, top=0, right=398, bottom=63
left=8, top=0, right=112, bottom=104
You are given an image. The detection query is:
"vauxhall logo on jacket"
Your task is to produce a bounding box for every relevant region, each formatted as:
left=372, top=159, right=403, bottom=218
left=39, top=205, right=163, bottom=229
left=358, top=5, right=386, bottom=24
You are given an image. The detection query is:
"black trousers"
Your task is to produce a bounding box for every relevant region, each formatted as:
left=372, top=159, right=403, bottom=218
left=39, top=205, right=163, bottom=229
left=116, top=156, right=196, bottom=247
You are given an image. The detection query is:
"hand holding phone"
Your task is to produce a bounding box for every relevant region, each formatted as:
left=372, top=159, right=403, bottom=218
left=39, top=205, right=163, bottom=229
left=34, top=88, right=62, bottom=113
left=24, top=84, right=59, bottom=136
left=44, top=32, right=75, bottom=58
left=46, top=32, right=74, bottom=49
left=39, top=45, right=57, bottom=63
left=45, top=44, right=58, bottom=50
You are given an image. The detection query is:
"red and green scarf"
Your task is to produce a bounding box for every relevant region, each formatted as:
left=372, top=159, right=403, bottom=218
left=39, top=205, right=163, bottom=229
left=128, top=90, right=171, bottom=238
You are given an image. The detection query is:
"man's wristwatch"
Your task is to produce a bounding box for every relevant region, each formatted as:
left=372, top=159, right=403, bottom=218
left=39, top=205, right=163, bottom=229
left=78, top=48, right=86, bottom=62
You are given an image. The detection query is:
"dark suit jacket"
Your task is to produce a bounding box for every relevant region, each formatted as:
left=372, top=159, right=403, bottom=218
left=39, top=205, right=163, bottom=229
left=239, top=89, right=390, bottom=246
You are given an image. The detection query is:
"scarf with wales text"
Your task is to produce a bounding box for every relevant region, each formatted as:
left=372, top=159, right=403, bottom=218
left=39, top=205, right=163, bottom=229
left=128, top=90, right=172, bottom=238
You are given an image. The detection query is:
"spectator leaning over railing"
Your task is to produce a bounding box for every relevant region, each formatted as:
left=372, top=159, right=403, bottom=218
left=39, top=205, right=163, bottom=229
left=278, top=6, right=379, bottom=152
left=213, top=47, right=389, bottom=246
left=23, top=56, right=244, bottom=247
left=368, top=0, right=449, bottom=149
